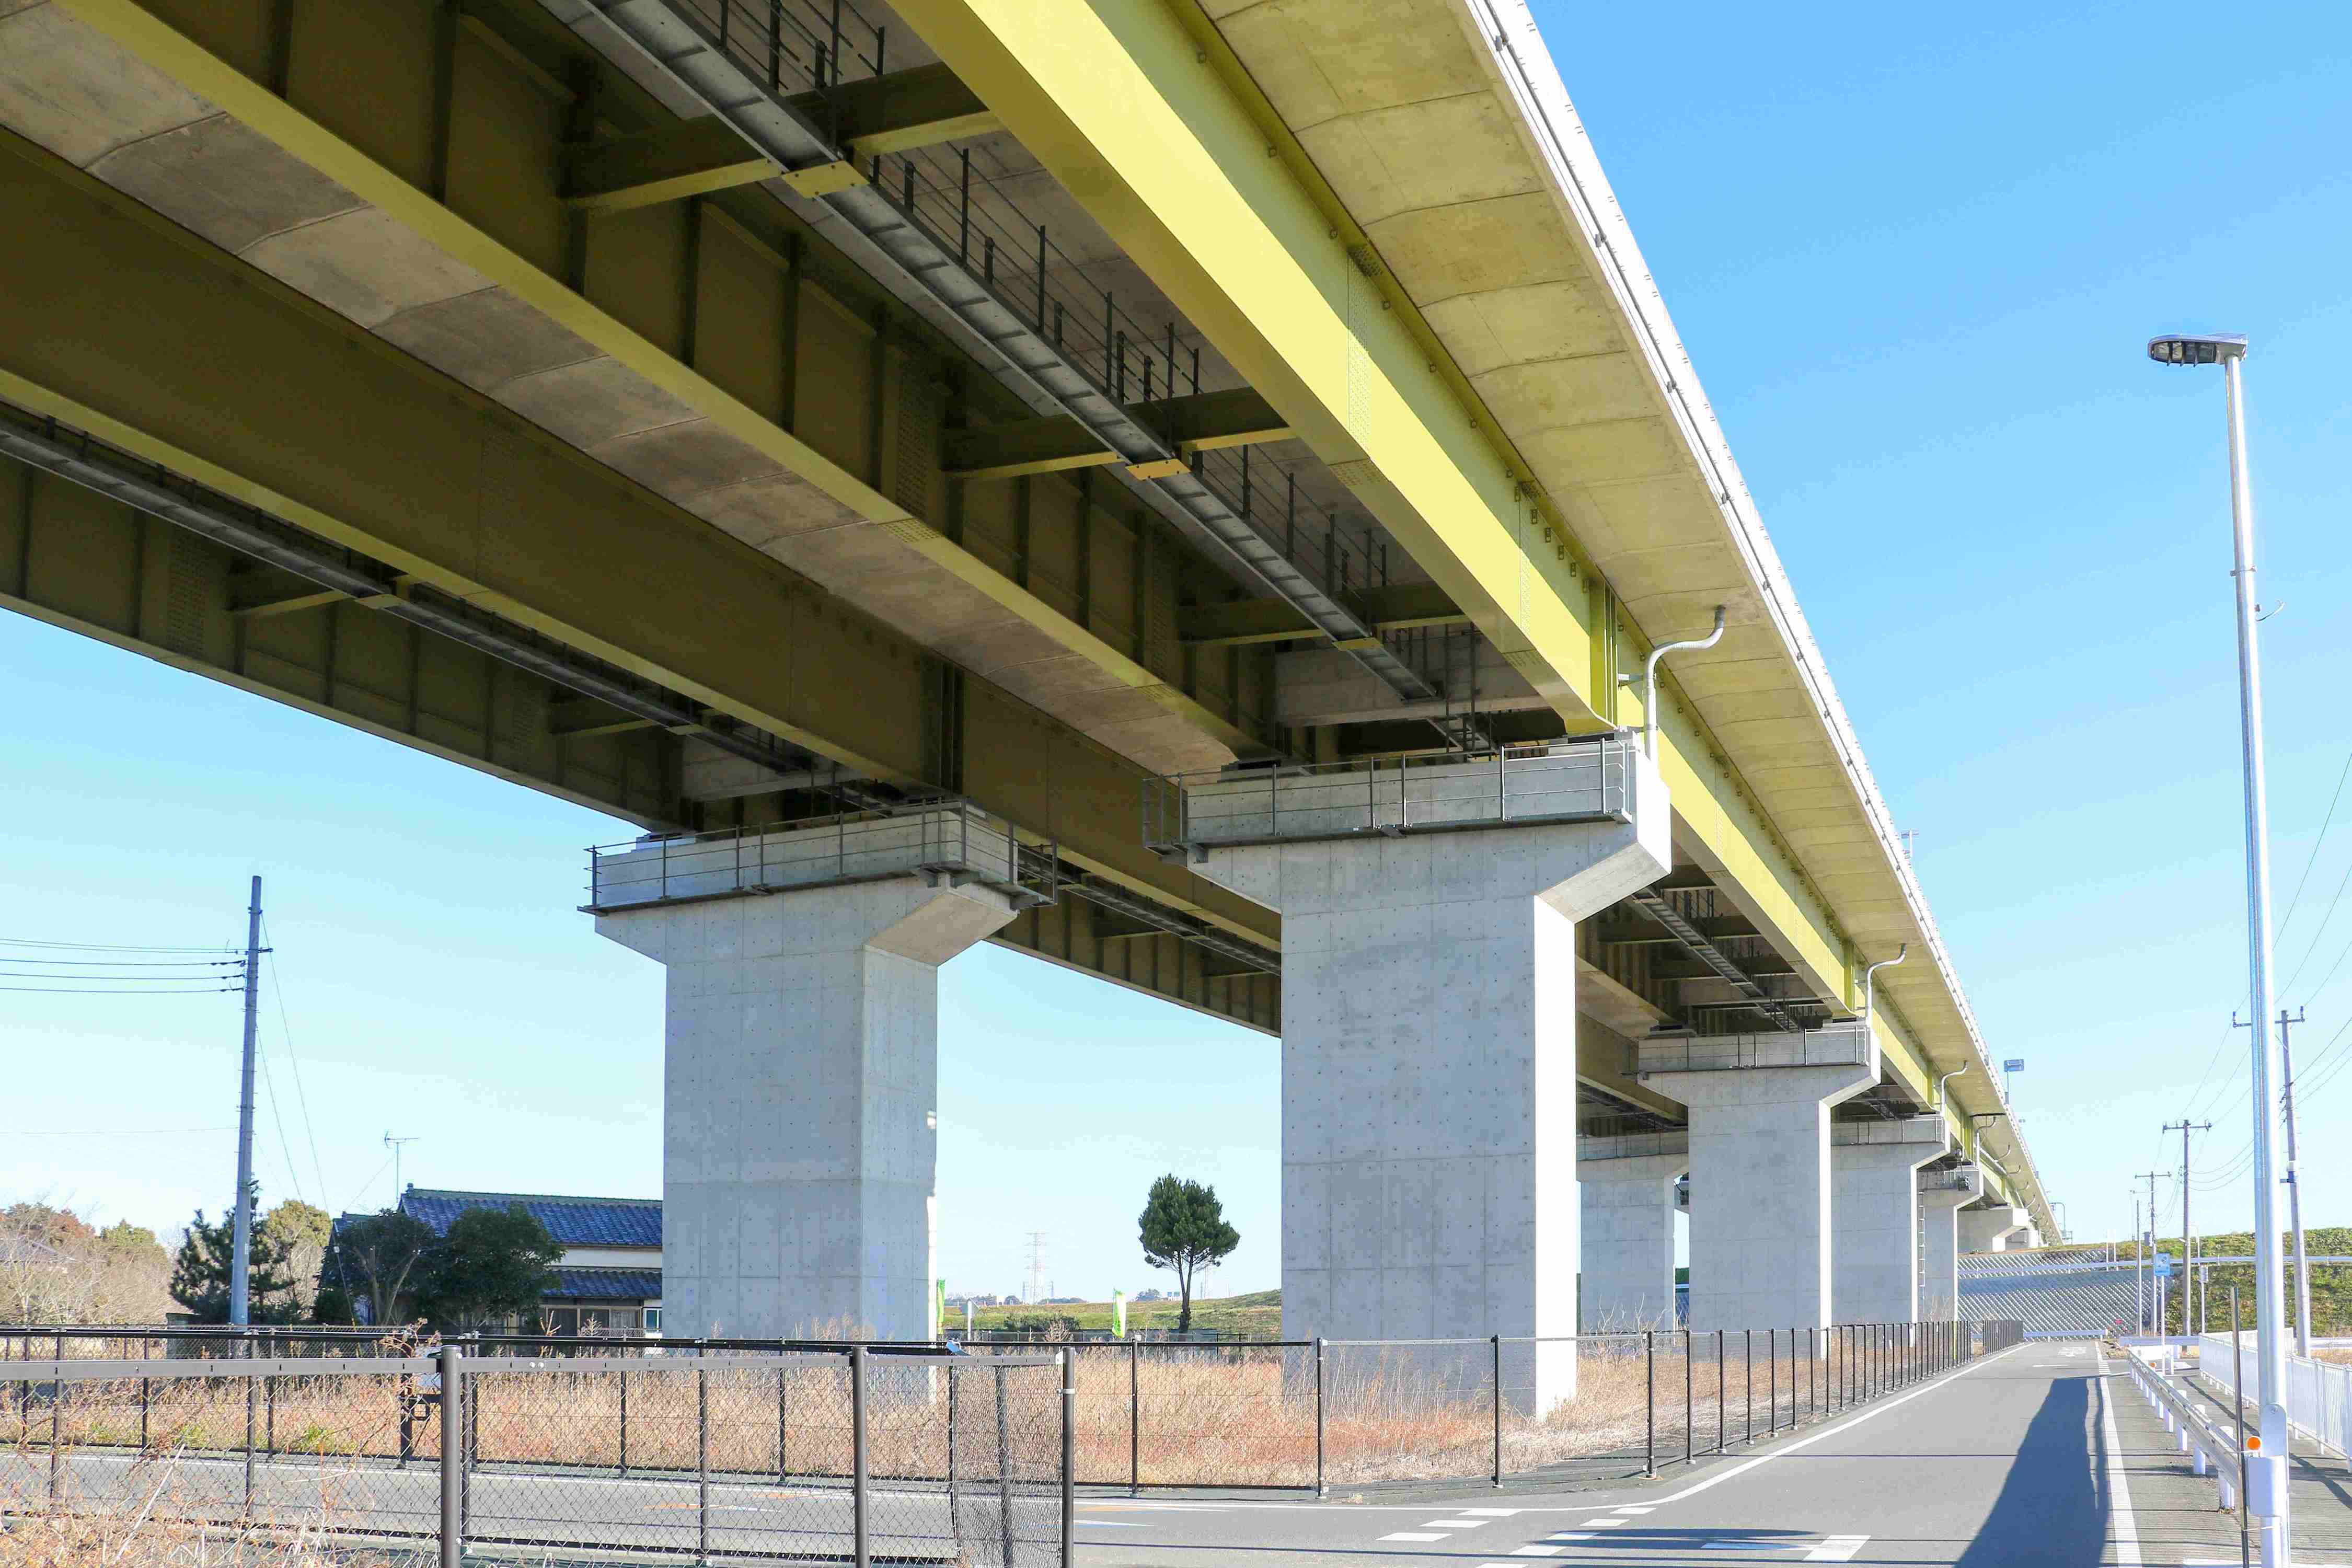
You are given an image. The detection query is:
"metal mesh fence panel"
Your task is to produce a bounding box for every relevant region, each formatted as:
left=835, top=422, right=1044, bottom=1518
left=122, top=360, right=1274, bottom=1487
left=1, top=1359, right=441, bottom=1550
left=1321, top=1339, right=1494, bottom=1486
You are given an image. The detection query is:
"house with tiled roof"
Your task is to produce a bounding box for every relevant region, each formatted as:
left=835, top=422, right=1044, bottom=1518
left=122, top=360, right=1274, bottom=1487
left=388, top=1186, right=663, bottom=1335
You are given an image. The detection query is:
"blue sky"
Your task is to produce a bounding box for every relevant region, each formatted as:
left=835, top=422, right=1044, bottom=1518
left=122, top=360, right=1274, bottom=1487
left=7, top=1, right=2352, bottom=1296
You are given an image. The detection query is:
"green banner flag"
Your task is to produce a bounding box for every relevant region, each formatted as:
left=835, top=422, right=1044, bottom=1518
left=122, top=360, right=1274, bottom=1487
left=935, top=1278, right=947, bottom=1339
left=1113, top=1289, right=1127, bottom=1338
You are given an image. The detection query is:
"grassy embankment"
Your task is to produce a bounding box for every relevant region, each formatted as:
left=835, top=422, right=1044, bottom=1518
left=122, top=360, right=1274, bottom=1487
left=960, top=1288, right=1281, bottom=1336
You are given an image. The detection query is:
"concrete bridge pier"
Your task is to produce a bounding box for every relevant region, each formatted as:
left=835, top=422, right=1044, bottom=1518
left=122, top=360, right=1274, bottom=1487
left=1183, top=741, right=1670, bottom=1411
left=1578, top=1132, right=1687, bottom=1331
left=1917, top=1165, right=1982, bottom=1321
left=1639, top=1026, right=1879, bottom=1334
left=1829, top=1117, right=1951, bottom=1323
left=592, top=810, right=1028, bottom=1341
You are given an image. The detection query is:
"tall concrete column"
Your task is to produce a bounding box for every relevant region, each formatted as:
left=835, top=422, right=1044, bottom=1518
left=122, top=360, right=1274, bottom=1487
left=1959, top=1205, right=2028, bottom=1254
left=1639, top=1026, right=1878, bottom=1333
left=1829, top=1117, right=1949, bottom=1324
left=1579, top=1132, right=1687, bottom=1331
left=591, top=810, right=1025, bottom=1340
left=1917, top=1165, right=1982, bottom=1322
left=1183, top=741, right=1670, bottom=1408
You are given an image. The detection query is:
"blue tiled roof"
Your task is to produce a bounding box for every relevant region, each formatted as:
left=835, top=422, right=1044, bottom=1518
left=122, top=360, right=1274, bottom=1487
left=549, top=1267, right=663, bottom=1301
left=398, top=1189, right=661, bottom=1248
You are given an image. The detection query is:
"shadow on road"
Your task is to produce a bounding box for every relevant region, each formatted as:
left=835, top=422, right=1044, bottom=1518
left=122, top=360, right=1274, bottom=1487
left=1952, top=1371, right=2105, bottom=1567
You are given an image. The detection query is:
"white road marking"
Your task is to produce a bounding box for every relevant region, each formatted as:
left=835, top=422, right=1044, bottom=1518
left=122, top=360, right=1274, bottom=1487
left=2096, top=1352, right=2142, bottom=1568
left=1631, top=1342, right=2024, bottom=1508
left=1507, top=1548, right=1562, bottom=1557
left=1544, top=1534, right=1594, bottom=1542
left=1579, top=1516, right=1629, bottom=1526
left=1803, top=1536, right=1869, bottom=1562
left=1610, top=1504, right=1656, bottom=1514
left=1380, top=1531, right=1445, bottom=1542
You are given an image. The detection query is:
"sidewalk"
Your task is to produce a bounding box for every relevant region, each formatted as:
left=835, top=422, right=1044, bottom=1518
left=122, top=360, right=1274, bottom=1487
left=2111, top=1350, right=2352, bottom=1565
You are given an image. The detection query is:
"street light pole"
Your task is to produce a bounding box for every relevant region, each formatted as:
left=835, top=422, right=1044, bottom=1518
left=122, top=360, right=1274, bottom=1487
left=2149, top=332, right=2290, bottom=1565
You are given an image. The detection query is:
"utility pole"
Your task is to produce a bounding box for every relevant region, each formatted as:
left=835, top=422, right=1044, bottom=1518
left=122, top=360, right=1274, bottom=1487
left=2164, top=1121, right=2212, bottom=1336
left=229, top=876, right=263, bottom=1329
left=2136, top=1170, right=2173, bottom=1338
left=2279, top=1008, right=2312, bottom=1356
left=2132, top=1193, right=2145, bottom=1334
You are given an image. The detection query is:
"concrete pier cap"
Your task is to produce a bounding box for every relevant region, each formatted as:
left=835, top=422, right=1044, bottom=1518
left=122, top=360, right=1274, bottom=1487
left=1181, top=733, right=1670, bottom=1412
left=1637, top=1023, right=1878, bottom=1334
left=1959, top=1204, right=2032, bottom=1254
left=592, top=806, right=1036, bottom=1341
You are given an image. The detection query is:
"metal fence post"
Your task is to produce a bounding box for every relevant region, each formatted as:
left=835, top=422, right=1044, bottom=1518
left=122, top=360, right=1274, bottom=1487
left=1130, top=1339, right=1141, bottom=1497
left=45, top=1340, right=61, bottom=1507
left=1644, top=1331, right=1656, bottom=1476
left=697, top=1362, right=711, bottom=1565
left=1061, top=1349, right=1077, bottom=1568
left=853, top=1348, right=871, bottom=1568
left=778, top=1357, right=789, bottom=1482
left=619, top=1368, right=629, bottom=1475
left=1743, top=1328, right=1753, bottom=1444
left=243, top=1332, right=257, bottom=1522
left=439, top=1341, right=463, bottom=1568
left=993, top=1363, right=1013, bottom=1568
left=1683, top=1329, right=1693, bottom=1466
left=1715, top=1329, right=1726, bottom=1454
left=141, top=1333, right=151, bottom=1452
left=1490, top=1335, right=1503, bottom=1488
left=1313, top=1339, right=1327, bottom=1498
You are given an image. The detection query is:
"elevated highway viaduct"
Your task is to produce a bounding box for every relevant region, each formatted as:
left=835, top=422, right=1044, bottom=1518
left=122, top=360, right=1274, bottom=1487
left=0, top=0, right=2051, bottom=1367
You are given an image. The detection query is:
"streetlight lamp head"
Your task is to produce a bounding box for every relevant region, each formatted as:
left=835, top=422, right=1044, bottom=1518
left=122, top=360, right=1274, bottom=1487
left=2148, top=333, right=2247, bottom=366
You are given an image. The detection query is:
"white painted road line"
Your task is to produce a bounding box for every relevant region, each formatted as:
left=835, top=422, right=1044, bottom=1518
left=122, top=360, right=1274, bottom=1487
left=1803, top=1536, right=1869, bottom=1562
left=1578, top=1516, right=1629, bottom=1527
left=2096, top=1353, right=2142, bottom=1568
left=1506, top=1548, right=1561, bottom=1558
left=1379, top=1531, right=1444, bottom=1542
left=1610, top=1504, right=1656, bottom=1514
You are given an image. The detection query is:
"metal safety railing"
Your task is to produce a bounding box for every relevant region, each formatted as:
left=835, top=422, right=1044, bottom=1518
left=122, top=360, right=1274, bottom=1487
left=0, top=1339, right=1071, bottom=1567
left=2125, top=1341, right=2249, bottom=1508
left=2198, top=1331, right=2352, bottom=1464
left=1144, top=731, right=1636, bottom=854
left=585, top=801, right=1056, bottom=912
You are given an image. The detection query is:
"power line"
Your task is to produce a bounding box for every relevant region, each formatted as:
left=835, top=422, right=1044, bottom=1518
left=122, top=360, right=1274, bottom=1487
left=0, top=956, right=243, bottom=969
left=261, top=916, right=330, bottom=1215
left=0, top=936, right=233, bottom=953
left=2276, top=745, right=2352, bottom=944
left=0, top=983, right=240, bottom=994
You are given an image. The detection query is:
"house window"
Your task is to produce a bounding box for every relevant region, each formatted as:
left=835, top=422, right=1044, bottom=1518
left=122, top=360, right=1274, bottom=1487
left=546, top=1307, right=577, bottom=1336
left=644, top=1307, right=662, bottom=1333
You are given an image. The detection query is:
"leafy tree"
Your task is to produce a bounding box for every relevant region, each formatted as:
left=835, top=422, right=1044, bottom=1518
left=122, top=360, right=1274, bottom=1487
left=322, top=1208, right=439, bottom=1327
left=1137, top=1175, right=1239, bottom=1333
left=169, top=1195, right=297, bottom=1324
left=260, top=1200, right=332, bottom=1321
left=414, top=1206, right=562, bottom=1332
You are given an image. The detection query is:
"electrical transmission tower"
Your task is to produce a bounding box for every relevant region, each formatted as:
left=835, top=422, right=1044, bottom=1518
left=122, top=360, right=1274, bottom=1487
left=1025, top=1232, right=1047, bottom=1305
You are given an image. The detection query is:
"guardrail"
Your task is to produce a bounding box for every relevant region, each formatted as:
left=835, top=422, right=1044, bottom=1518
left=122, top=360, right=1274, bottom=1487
left=585, top=801, right=1057, bottom=912
left=1143, top=732, right=1635, bottom=854
left=2122, top=1342, right=2247, bottom=1509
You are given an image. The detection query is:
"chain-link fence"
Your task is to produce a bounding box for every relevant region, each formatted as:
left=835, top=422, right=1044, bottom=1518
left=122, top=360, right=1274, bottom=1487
left=1, top=1320, right=2019, bottom=1512
left=0, top=1342, right=1070, bottom=1565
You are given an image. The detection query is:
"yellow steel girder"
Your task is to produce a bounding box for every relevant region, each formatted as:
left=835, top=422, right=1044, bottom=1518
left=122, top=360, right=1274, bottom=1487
left=881, top=0, right=1952, bottom=1108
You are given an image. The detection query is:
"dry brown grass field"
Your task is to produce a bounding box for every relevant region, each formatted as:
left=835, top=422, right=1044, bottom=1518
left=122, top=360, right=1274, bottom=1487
left=0, top=1333, right=1895, bottom=1497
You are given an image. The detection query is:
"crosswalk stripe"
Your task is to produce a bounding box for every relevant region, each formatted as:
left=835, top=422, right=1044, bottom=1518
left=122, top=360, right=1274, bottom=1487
left=1804, top=1536, right=1870, bottom=1562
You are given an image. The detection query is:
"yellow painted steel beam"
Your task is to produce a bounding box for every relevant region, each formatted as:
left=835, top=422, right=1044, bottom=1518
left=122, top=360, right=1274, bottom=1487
left=561, top=64, right=998, bottom=213
left=943, top=387, right=1292, bottom=480
left=1180, top=580, right=1467, bottom=647
left=886, top=0, right=1954, bottom=1104
left=0, top=123, right=1277, bottom=954
left=52, top=0, right=1264, bottom=765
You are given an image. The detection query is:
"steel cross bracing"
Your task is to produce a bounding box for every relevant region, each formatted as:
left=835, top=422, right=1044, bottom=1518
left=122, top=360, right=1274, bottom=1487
left=540, top=0, right=1439, bottom=708
left=1624, top=886, right=1803, bottom=1033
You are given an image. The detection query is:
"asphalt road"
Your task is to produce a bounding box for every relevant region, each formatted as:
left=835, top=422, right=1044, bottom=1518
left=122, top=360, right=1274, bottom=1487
left=1070, top=1342, right=2352, bottom=1567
